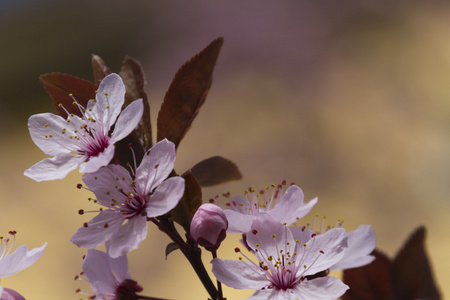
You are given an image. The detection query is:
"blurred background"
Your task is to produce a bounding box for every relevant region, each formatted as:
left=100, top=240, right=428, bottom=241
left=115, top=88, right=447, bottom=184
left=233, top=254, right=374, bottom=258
left=1, top=0, right=449, bottom=299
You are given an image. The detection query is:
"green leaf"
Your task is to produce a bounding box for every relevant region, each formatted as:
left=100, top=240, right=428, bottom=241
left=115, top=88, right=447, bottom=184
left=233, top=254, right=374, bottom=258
left=165, top=242, right=180, bottom=259
left=39, top=73, right=97, bottom=118
left=342, top=249, right=394, bottom=300
left=391, top=226, right=441, bottom=300
left=191, top=156, right=242, bottom=186
left=157, top=37, right=224, bottom=149
left=91, top=54, right=111, bottom=85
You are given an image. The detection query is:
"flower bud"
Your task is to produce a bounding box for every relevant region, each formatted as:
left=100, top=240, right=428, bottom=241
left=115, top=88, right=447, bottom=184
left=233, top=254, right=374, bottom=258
left=190, top=203, right=228, bottom=251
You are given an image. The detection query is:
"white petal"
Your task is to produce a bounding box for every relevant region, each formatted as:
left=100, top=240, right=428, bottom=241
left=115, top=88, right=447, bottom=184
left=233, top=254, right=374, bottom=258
left=223, top=209, right=254, bottom=233
left=211, top=258, right=267, bottom=290
left=24, top=154, right=84, bottom=181
left=93, top=73, right=126, bottom=126
left=70, top=210, right=124, bottom=249
left=111, top=99, right=144, bottom=142
left=249, top=289, right=297, bottom=300
left=268, top=186, right=317, bottom=225
left=145, top=177, right=184, bottom=218
left=106, top=216, right=147, bottom=258
left=28, top=113, right=75, bottom=156
left=330, top=225, right=376, bottom=270
left=79, top=143, right=115, bottom=174
left=294, top=277, right=349, bottom=300
left=0, top=243, right=46, bottom=278
left=300, top=228, right=348, bottom=276
left=136, top=139, right=176, bottom=195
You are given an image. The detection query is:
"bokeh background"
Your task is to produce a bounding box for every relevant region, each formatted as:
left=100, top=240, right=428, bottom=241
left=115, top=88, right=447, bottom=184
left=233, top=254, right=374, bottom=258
left=1, top=0, right=449, bottom=299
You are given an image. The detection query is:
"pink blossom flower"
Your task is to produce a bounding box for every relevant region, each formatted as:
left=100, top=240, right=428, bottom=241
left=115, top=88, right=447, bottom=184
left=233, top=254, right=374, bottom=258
left=291, top=224, right=376, bottom=270
left=224, top=182, right=318, bottom=233
left=211, top=216, right=349, bottom=300
left=79, top=249, right=142, bottom=300
left=0, top=231, right=46, bottom=300
left=70, top=139, right=185, bottom=258
left=190, top=203, right=228, bottom=251
left=25, top=73, right=144, bottom=181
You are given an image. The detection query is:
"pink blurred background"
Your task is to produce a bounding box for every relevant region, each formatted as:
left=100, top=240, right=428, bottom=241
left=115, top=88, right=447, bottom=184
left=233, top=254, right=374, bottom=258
left=0, top=0, right=449, bottom=298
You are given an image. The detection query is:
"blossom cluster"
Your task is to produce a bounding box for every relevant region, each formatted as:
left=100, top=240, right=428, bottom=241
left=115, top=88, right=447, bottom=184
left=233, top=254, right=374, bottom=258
left=14, top=40, right=378, bottom=300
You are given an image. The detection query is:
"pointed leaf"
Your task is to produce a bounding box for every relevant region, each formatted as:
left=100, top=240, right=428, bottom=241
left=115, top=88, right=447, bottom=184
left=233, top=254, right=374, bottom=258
left=342, top=249, right=393, bottom=300
left=157, top=37, right=224, bottom=148
left=165, top=242, right=180, bottom=259
left=191, top=156, right=242, bottom=186
left=91, top=54, right=111, bottom=85
left=170, top=170, right=202, bottom=228
left=119, top=56, right=153, bottom=151
left=391, top=226, right=441, bottom=300
left=39, top=73, right=97, bottom=118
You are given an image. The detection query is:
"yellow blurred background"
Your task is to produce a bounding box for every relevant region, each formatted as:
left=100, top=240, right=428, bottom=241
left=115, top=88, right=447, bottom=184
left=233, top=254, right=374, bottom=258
left=0, top=0, right=449, bottom=299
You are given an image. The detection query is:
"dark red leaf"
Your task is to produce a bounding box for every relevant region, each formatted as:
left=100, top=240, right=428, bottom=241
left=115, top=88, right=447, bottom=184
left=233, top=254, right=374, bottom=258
left=39, top=73, right=97, bottom=118
left=91, top=54, right=111, bottom=85
left=119, top=56, right=153, bottom=151
left=170, top=170, right=202, bottom=228
left=191, top=156, right=242, bottom=186
left=391, top=226, right=441, bottom=300
left=342, top=249, right=394, bottom=300
left=157, top=37, right=224, bottom=148
left=165, top=242, right=180, bottom=260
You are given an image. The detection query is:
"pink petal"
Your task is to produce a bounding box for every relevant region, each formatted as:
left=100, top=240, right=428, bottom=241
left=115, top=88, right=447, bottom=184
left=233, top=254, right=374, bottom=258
left=0, top=243, right=46, bottom=278
left=70, top=210, right=124, bottom=249
left=79, top=143, right=115, bottom=174
left=106, top=216, right=148, bottom=258
left=82, top=249, right=128, bottom=294
left=211, top=258, right=267, bottom=290
left=268, top=186, right=317, bottom=225
left=28, top=113, right=76, bottom=156
left=294, top=276, right=349, bottom=300
left=246, top=215, right=294, bottom=256
left=82, top=164, right=133, bottom=207
left=136, top=139, right=176, bottom=195
left=111, top=99, right=144, bottom=142
left=145, top=177, right=185, bottom=218
left=300, top=228, right=348, bottom=276
left=330, top=225, right=376, bottom=270
left=0, top=288, right=25, bottom=300
left=24, top=154, right=84, bottom=181
left=223, top=209, right=254, bottom=233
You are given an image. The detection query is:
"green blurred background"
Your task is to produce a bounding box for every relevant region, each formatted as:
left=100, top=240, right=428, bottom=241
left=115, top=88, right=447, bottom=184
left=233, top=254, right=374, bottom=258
left=0, top=0, right=449, bottom=299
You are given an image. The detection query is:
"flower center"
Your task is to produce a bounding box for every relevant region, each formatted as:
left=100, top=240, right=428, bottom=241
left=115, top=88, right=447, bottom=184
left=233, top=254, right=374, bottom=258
left=120, top=193, right=148, bottom=219
left=55, top=95, right=111, bottom=158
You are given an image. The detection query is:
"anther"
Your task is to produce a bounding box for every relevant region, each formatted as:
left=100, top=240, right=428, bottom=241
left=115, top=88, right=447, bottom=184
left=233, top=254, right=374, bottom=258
left=78, top=209, right=84, bottom=215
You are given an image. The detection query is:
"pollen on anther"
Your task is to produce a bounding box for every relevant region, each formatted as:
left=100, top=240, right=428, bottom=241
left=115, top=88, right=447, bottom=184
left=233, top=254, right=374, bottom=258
left=44, top=124, right=48, bottom=127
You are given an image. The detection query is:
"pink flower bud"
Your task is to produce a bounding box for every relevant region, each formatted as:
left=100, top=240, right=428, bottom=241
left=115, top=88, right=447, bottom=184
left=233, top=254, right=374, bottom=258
left=190, top=203, right=228, bottom=251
